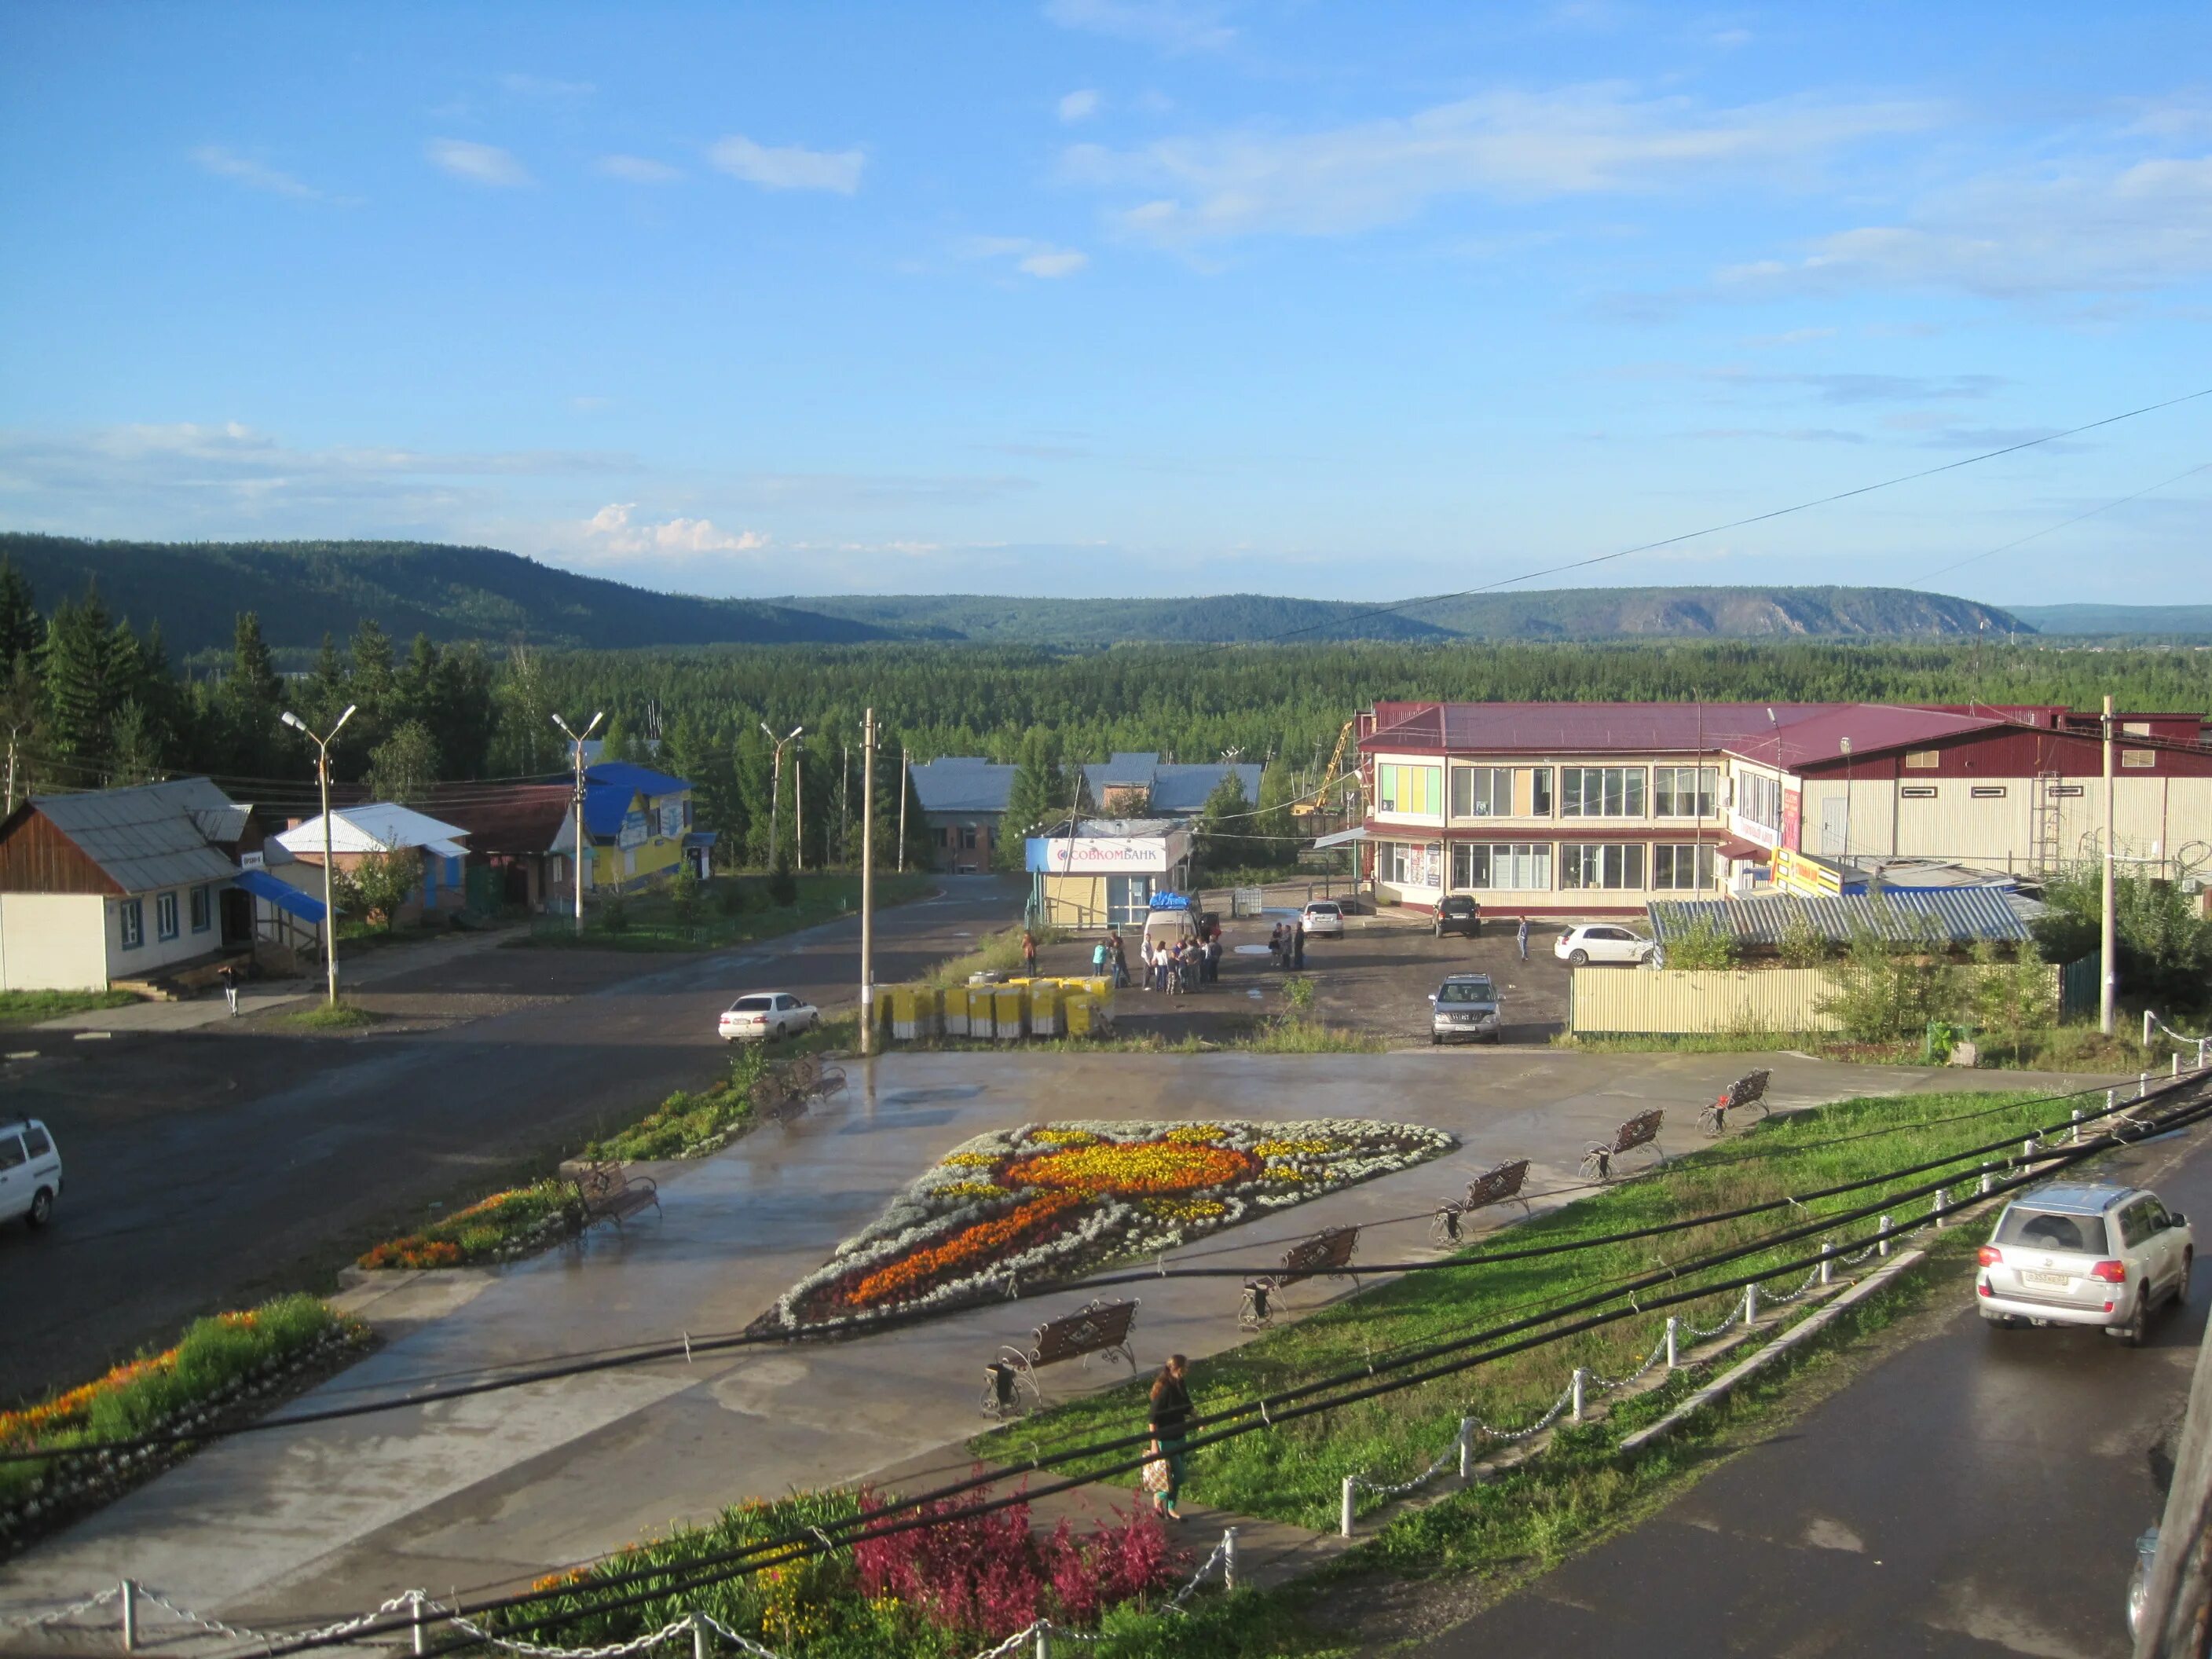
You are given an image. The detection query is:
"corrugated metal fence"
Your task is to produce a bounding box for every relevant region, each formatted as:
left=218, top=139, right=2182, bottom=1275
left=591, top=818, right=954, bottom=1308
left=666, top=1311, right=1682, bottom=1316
left=1570, top=964, right=2064, bottom=1036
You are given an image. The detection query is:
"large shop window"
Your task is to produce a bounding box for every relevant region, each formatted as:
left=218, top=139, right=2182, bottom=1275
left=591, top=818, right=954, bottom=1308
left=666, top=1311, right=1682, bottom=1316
left=1452, top=842, right=1553, bottom=890
left=1559, top=766, right=1646, bottom=819
left=1650, top=843, right=1716, bottom=891
left=1653, top=766, right=1718, bottom=819
left=1386, top=840, right=1441, bottom=888
left=1738, top=771, right=1782, bottom=831
left=1449, top=766, right=1511, bottom=819
left=1376, top=763, right=1442, bottom=817
left=1560, top=842, right=1646, bottom=890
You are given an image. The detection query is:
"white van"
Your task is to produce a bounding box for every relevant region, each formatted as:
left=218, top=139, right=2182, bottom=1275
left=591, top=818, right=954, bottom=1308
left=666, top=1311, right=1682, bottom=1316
left=0, top=1116, right=63, bottom=1229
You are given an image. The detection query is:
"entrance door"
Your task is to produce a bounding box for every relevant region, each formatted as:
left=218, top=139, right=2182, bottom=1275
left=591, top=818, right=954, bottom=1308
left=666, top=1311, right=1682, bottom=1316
left=1818, top=797, right=1848, bottom=855
left=1106, top=876, right=1153, bottom=928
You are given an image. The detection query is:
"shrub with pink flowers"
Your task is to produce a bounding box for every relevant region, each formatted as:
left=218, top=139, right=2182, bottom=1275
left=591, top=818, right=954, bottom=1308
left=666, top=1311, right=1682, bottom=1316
left=854, top=1486, right=1175, bottom=1641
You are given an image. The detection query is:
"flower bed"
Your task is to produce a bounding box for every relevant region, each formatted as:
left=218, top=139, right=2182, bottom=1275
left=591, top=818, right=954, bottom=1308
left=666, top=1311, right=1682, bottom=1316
left=493, top=1482, right=1178, bottom=1657
left=356, top=1180, right=583, bottom=1270
left=757, top=1118, right=1454, bottom=1333
left=0, top=1295, right=365, bottom=1553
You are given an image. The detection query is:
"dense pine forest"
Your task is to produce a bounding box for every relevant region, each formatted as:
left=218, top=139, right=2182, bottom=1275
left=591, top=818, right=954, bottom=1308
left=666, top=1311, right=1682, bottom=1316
left=3, top=555, right=2207, bottom=870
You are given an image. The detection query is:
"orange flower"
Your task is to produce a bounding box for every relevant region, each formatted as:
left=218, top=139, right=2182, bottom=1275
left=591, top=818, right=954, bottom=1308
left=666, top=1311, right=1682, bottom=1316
left=1005, top=1139, right=1258, bottom=1196
left=848, top=1192, right=1083, bottom=1307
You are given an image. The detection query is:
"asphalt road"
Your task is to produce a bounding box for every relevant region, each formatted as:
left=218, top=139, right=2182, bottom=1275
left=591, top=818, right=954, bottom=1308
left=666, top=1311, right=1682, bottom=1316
left=1418, top=1122, right=2212, bottom=1659
left=0, top=876, right=1022, bottom=1405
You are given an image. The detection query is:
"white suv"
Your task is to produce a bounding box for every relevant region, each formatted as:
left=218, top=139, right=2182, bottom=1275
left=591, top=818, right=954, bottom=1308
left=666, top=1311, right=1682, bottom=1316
left=0, top=1116, right=64, bottom=1230
left=1977, top=1182, right=2192, bottom=1346
left=1554, top=923, right=1656, bottom=967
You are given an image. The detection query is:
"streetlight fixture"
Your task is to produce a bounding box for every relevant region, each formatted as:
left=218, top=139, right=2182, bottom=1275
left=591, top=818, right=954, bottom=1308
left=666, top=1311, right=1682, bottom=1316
left=760, top=723, right=803, bottom=870
left=551, top=712, right=605, bottom=936
left=279, top=704, right=357, bottom=1007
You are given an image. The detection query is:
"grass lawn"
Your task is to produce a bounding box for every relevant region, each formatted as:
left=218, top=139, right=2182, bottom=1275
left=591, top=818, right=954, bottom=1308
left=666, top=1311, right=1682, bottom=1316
left=276, top=1002, right=384, bottom=1032
left=519, top=872, right=933, bottom=952
left=0, top=990, right=138, bottom=1027
left=1558, top=1022, right=2189, bottom=1073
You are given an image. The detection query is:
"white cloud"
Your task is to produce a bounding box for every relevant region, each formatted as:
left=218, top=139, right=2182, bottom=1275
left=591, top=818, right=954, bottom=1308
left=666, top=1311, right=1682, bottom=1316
left=1716, top=156, right=2212, bottom=298
left=708, top=134, right=865, bottom=194
left=191, top=145, right=320, bottom=200
left=1043, top=0, right=1235, bottom=53
left=584, top=502, right=769, bottom=557
left=1064, top=86, right=1945, bottom=246
left=595, top=154, right=683, bottom=183
left=425, top=137, right=533, bottom=188
left=962, top=236, right=1091, bottom=278
left=498, top=72, right=595, bottom=99
left=1059, top=89, right=1104, bottom=123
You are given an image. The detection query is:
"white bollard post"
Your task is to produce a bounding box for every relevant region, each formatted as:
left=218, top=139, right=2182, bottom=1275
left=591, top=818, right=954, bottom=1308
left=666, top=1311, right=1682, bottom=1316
left=2145, top=1009, right=2155, bottom=1049
left=412, top=1593, right=427, bottom=1657
left=2023, top=1137, right=2038, bottom=1165
left=1035, top=1623, right=1052, bottom=1659
left=1458, top=1417, right=1475, bottom=1480
left=2108, top=1086, right=2118, bottom=1118
left=2140, top=1071, right=2151, bottom=1100
left=1979, top=1166, right=1993, bottom=1197
left=1664, top=1316, right=1679, bottom=1370
left=120, top=1580, right=137, bottom=1654
left=2175, top=1053, right=2182, bottom=1079
left=1570, top=1368, right=1587, bottom=1421
left=1878, top=1214, right=1892, bottom=1257
left=1935, top=1187, right=1948, bottom=1229
left=1742, top=1283, right=1759, bottom=1325
left=2071, top=1108, right=2082, bottom=1144
left=693, top=1615, right=709, bottom=1659
left=1820, top=1241, right=1834, bottom=1285
left=1222, top=1526, right=1239, bottom=1593
left=1340, top=1476, right=1357, bottom=1539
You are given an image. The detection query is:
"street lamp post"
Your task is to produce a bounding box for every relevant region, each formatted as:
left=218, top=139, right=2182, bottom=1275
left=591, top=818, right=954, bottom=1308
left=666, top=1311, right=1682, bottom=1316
left=551, top=712, right=605, bottom=936
left=279, top=705, right=357, bottom=1008
left=760, top=723, right=803, bottom=870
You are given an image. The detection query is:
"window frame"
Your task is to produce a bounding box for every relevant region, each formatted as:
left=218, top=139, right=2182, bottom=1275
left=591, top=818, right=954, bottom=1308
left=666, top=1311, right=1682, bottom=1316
left=119, top=898, right=145, bottom=950
left=155, top=891, right=180, bottom=942
left=1652, top=765, right=1719, bottom=819
left=189, top=884, right=213, bottom=932
left=1450, top=840, right=1553, bottom=891
left=1558, top=842, right=1646, bottom=890
left=1558, top=766, right=1647, bottom=819
left=1650, top=842, right=1716, bottom=891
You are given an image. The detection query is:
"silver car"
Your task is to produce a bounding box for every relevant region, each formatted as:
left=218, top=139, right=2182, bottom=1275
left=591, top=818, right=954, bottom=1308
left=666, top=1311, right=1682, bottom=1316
left=1429, top=973, right=1502, bottom=1045
left=1976, top=1181, right=2192, bottom=1346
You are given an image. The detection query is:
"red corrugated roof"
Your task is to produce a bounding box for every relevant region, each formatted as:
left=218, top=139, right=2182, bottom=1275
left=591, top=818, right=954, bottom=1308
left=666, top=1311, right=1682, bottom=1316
left=1722, top=704, right=2004, bottom=768
left=1364, top=702, right=1830, bottom=756
left=418, top=785, right=573, bottom=853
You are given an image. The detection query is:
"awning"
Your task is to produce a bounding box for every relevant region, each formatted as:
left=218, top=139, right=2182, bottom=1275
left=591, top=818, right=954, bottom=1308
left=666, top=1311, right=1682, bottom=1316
left=1311, top=826, right=1371, bottom=849
left=235, top=867, right=328, bottom=924
left=1716, top=837, right=1771, bottom=863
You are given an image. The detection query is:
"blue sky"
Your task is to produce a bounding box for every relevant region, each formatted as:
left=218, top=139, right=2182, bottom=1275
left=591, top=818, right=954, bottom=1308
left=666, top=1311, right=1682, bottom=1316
left=2, top=2, right=2209, bottom=607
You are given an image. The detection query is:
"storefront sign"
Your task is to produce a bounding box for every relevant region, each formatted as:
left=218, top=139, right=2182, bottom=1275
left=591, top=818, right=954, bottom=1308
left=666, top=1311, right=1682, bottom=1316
left=1027, top=834, right=1183, bottom=873
left=1148, top=891, right=1192, bottom=910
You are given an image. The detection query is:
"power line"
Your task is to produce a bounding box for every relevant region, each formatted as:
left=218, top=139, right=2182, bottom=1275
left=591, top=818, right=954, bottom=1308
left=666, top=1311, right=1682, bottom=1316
left=1922, top=458, right=2212, bottom=580
left=1256, top=385, right=2212, bottom=644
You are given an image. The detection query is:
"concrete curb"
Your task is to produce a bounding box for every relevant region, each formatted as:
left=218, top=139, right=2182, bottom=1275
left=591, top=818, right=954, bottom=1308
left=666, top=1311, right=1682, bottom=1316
left=1618, top=1246, right=1929, bottom=1453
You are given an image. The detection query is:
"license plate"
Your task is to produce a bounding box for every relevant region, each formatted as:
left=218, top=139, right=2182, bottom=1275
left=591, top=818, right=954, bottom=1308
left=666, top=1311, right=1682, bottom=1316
left=2020, top=1270, right=2071, bottom=1289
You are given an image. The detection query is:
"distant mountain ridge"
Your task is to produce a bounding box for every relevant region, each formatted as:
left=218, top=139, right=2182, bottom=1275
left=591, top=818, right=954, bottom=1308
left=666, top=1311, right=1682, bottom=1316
left=2008, top=603, right=2212, bottom=639
left=1, top=533, right=2046, bottom=653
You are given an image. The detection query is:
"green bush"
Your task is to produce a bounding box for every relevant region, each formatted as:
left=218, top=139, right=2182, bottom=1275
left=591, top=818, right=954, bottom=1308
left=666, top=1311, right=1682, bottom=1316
left=1661, top=917, right=1739, bottom=970
left=1775, top=914, right=1827, bottom=969
left=1816, top=912, right=1961, bottom=1041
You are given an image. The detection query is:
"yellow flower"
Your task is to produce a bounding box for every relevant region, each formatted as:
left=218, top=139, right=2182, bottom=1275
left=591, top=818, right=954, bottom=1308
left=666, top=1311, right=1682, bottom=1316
left=935, top=1180, right=1007, bottom=1200
left=1166, top=1124, right=1225, bottom=1144
left=1254, top=1137, right=1331, bottom=1157
left=1029, top=1127, right=1100, bottom=1146
left=938, top=1152, right=997, bottom=1168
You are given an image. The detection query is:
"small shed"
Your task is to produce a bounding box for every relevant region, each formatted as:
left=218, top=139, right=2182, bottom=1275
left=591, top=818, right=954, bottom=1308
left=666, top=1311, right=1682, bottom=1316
left=1026, top=818, right=1194, bottom=930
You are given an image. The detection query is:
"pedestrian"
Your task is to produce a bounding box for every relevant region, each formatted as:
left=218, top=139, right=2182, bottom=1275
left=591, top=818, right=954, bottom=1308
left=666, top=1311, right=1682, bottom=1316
left=1023, top=929, right=1040, bottom=976
left=1109, top=929, right=1130, bottom=988
left=1090, top=936, right=1109, bottom=977
left=1516, top=915, right=1530, bottom=961
left=1182, top=940, right=1199, bottom=994
left=218, top=963, right=240, bottom=1016
left=1144, top=1354, right=1193, bottom=1522
left=1268, top=923, right=1284, bottom=967
left=1204, top=934, right=1221, bottom=984
left=1291, top=919, right=1306, bottom=971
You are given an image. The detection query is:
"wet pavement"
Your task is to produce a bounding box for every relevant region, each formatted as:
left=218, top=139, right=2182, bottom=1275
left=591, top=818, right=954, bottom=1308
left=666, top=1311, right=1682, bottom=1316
left=0, top=1048, right=2123, bottom=1635
left=1415, top=1120, right=2212, bottom=1659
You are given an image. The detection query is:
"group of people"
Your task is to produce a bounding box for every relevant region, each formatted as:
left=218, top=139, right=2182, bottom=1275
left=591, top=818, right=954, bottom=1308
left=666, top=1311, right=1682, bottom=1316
left=1140, top=932, right=1220, bottom=994
left=1078, top=928, right=1135, bottom=987
left=1265, top=919, right=1307, bottom=970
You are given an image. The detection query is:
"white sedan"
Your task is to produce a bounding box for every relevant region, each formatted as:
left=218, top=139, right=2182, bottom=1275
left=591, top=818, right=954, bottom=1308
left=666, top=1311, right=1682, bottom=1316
left=1555, top=924, right=1657, bottom=967
left=1301, top=900, right=1346, bottom=938
left=719, top=991, right=820, bottom=1042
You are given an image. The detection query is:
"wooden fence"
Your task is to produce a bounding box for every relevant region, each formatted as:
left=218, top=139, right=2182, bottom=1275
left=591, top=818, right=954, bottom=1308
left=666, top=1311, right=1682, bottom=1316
left=1568, top=964, right=2058, bottom=1037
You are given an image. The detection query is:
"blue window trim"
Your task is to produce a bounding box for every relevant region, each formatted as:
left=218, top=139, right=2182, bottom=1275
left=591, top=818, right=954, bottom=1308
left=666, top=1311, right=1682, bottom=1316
left=190, top=884, right=213, bottom=932
left=119, top=898, right=145, bottom=950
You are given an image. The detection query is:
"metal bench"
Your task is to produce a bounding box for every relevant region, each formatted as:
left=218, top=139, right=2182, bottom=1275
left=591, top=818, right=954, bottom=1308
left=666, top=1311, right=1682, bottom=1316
left=1578, top=1109, right=1665, bottom=1182
left=1698, top=1068, right=1773, bottom=1137
left=570, top=1160, right=660, bottom=1230
left=979, top=1297, right=1140, bottom=1419
left=1431, top=1158, right=1533, bottom=1246
left=1240, top=1225, right=1361, bottom=1328
left=756, top=1053, right=850, bottom=1122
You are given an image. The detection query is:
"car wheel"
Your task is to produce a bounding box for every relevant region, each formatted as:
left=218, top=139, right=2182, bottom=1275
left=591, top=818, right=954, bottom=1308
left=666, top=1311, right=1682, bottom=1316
left=26, top=1187, right=55, bottom=1229
left=1432, top=923, right=1442, bottom=938
left=2123, top=1292, right=2152, bottom=1347
left=2175, top=1250, right=2193, bottom=1308
left=1430, top=1034, right=1441, bottom=1046
left=1569, top=949, right=1589, bottom=967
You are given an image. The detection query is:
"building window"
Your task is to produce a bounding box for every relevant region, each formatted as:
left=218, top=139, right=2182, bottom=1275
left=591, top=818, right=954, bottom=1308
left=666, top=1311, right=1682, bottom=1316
left=1651, top=844, right=1716, bottom=891
left=1901, top=786, right=1938, bottom=798
left=1452, top=842, right=1552, bottom=890
left=119, top=899, right=145, bottom=950
left=1385, top=840, right=1440, bottom=887
left=1530, top=767, right=1553, bottom=816
left=190, top=885, right=213, bottom=932
left=2123, top=722, right=2151, bottom=736
left=1969, top=786, right=2007, bottom=799
left=1559, top=767, right=1646, bottom=819
left=1738, top=771, right=1782, bottom=830
left=1559, top=843, right=1645, bottom=890
left=2047, top=784, right=2085, bottom=798
left=1376, top=763, right=1442, bottom=817
left=1448, top=766, right=1516, bottom=819
left=960, top=826, right=977, bottom=850
left=156, top=891, right=180, bottom=942
left=1904, top=750, right=1939, bottom=770
left=2122, top=749, right=2156, bottom=769
left=1652, top=766, right=1718, bottom=819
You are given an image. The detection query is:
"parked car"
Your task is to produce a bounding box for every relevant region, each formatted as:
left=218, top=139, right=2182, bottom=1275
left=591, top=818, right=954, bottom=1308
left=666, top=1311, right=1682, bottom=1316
left=1554, top=923, right=1657, bottom=967
left=1433, top=895, right=1481, bottom=938
left=0, top=1115, right=63, bottom=1230
left=2128, top=1525, right=2161, bottom=1642
left=1976, top=1181, right=2192, bottom=1345
left=718, top=991, right=821, bottom=1042
left=1301, top=899, right=1346, bottom=938
left=1429, top=973, right=1502, bottom=1045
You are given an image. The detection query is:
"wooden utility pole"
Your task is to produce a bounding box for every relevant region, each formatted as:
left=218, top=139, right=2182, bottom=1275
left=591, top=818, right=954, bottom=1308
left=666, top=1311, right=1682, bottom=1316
left=860, top=708, right=876, bottom=1057
left=897, top=745, right=909, bottom=873
left=2102, top=694, right=2117, bottom=1036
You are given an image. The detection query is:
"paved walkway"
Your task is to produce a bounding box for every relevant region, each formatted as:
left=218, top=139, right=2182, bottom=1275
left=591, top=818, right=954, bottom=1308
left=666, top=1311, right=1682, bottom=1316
left=0, top=1052, right=2122, bottom=1637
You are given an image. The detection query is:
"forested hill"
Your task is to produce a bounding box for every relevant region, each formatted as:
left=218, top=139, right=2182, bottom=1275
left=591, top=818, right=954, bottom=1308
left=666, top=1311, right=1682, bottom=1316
left=0, top=534, right=891, bottom=655
left=2009, top=603, right=2212, bottom=639
left=782, top=585, right=2027, bottom=643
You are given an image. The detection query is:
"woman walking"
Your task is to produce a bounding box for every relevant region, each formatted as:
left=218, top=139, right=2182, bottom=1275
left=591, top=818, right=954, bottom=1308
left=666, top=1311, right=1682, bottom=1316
left=1144, top=1353, right=1193, bottom=1522
left=1022, top=929, right=1040, bottom=976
